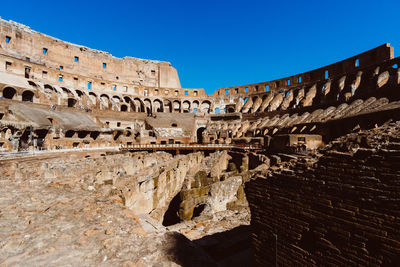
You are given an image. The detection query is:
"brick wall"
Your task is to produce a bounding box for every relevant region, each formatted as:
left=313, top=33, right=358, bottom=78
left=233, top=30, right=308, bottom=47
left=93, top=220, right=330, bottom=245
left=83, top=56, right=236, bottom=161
left=246, top=123, right=400, bottom=266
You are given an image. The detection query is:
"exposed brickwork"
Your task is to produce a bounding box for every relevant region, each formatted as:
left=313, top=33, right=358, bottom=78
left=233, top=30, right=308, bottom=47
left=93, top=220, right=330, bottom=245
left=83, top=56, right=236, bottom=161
left=246, top=123, right=400, bottom=266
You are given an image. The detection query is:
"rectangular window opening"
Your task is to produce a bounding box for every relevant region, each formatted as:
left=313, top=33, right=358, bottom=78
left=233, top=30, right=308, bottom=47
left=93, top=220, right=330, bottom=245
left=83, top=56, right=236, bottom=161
left=5, top=61, right=12, bottom=70
left=287, top=79, right=291, bottom=86
left=355, top=59, right=359, bottom=67
left=42, top=48, right=48, bottom=55
left=235, top=88, right=239, bottom=94
left=103, top=63, right=107, bottom=69
left=5, top=36, right=11, bottom=43
left=74, top=56, right=79, bottom=62
left=59, top=66, right=63, bottom=70
left=59, top=75, right=63, bottom=82
left=42, top=71, right=47, bottom=78
left=151, top=70, right=156, bottom=76
left=225, top=89, right=229, bottom=95
left=325, top=70, right=329, bottom=79
left=113, top=85, right=117, bottom=91
left=124, top=86, right=128, bottom=92
left=194, top=91, right=198, bottom=96
left=245, top=87, right=249, bottom=93
left=255, top=85, right=259, bottom=91
left=265, top=85, right=269, bottom=92
left=185, top=90, right=188, bottom=96
left=298, top=76, right=302, bottom=83
left=175, top=90, right=179, bottom=96
left=88, top=81, right=92, bottom=90
left=25, top=67, right=31, bottom=79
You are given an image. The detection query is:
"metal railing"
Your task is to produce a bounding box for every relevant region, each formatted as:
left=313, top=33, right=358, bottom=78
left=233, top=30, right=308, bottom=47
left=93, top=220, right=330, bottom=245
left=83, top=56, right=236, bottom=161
left=0, top=146, right=120, bottom=158
left=120, top=143, right=262, bottom=150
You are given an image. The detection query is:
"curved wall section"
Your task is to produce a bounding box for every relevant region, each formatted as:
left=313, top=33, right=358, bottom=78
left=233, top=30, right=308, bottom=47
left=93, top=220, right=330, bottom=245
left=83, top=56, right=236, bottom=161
left=213, top=43, right=393, bottom=97
left=0, top=18, right=181, bottom=88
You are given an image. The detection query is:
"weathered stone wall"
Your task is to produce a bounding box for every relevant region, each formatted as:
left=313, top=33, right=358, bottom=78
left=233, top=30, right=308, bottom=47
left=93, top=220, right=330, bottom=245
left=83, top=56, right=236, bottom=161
left=0, top=150, right=221, bottom=266
left=245, top=123, right=400, bottom=266
left=0, top=18, right=181, bottom=89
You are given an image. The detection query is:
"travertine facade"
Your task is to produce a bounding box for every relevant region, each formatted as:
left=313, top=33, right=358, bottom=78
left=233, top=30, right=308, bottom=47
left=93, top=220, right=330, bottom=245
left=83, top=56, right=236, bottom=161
left=1, top=18, right=399, bottom=266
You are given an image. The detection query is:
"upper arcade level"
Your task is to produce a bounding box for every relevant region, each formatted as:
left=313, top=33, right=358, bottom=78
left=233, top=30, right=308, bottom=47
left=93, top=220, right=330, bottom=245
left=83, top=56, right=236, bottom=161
left=214, top=43, right=393, bottom=97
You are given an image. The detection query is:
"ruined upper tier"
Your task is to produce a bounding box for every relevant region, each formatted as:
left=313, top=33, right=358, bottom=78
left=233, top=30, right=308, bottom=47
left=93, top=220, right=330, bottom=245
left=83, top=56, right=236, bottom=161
left=0, top=18, right=181, bottom=89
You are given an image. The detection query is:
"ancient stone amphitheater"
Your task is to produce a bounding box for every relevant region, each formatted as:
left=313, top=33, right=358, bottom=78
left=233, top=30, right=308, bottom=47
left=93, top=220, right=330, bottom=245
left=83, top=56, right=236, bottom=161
left=0, top=19, right=399, bottom=266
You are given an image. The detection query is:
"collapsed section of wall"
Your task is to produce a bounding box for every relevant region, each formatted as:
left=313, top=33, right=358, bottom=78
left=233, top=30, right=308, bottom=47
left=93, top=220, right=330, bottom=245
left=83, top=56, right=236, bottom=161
left=245, top=122, right=400, bottom=266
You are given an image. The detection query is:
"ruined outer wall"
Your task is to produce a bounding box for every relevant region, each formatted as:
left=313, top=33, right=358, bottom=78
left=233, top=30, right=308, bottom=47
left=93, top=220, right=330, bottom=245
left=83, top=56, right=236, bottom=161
left=213, top=44, right=393, bottom=97
left=245, top=128, right=400, bottom=266
left=0, top=18, right=181, bottom=89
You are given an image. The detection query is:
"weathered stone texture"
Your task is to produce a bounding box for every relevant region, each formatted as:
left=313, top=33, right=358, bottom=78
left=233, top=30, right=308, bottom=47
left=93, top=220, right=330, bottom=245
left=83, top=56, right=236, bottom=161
left=246, top=123, right=400, bottom=266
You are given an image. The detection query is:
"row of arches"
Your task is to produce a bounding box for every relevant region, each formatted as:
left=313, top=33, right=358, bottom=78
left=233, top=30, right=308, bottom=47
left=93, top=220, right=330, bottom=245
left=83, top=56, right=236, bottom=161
left=2, top=87, right=35, bottom=102
left=1, top=82, right=218, bottom=114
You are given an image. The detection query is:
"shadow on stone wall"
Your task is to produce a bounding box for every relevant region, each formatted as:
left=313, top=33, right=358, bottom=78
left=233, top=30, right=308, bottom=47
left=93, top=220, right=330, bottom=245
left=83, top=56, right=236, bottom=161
left=164, top=232, right=218, bottom=266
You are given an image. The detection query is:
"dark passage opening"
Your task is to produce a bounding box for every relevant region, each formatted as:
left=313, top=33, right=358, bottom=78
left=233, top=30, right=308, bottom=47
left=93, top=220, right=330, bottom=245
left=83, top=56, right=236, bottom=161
left=197, top=127, right=205, bottom=144
left=192, top=204, right=206, bottom=218
left=193, top=225, right=253, bottom=267
left=68, top=98, right=77, bottom=107
left=22, top=90, right=34, bottom=102
left=3, top=87, right=16, bottom=99
left=162, top=193, right=182, bottom=226
left=299, top=229, right=318, bottom=253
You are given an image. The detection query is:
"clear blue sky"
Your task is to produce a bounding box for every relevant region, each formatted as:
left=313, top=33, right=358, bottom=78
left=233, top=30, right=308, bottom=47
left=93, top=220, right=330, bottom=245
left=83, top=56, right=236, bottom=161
left=1, top=0, right=400, bottom=94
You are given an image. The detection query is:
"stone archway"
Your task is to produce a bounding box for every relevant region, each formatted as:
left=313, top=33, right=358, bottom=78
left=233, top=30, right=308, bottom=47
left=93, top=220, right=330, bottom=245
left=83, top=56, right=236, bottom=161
left=197, top=127, right=206, bottom=144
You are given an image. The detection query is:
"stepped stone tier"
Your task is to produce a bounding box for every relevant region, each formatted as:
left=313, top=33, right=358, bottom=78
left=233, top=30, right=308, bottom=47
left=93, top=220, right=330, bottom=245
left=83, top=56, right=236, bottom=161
left=0, top=18, right=399, bottom=266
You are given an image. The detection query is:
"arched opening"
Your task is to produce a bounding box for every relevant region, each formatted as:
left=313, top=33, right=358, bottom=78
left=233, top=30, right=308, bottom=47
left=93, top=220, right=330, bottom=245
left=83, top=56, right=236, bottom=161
left=77, top=131, right=89, bottom=139
left=22, top=90, right=34, bottom=102
left=3, top=87, right=16, bottom=99
left=61, top=87, right=72, bottom=96
left=164, top=100, right=172, bottom=113
left=153, top=99, right=163, bottom=112
left=162, top=193, right=182, bottom=226
left=182, top=100, right=190, bottom=113
left=197, top=127, right=206, bottom=144
left=124, top=96, right=135, bottom=112
left=112, top=95, right=121, bottom=102
left=90, top=131, right=100, bottom=140
left=144, top=99, right=152, bottom=115
left=88, top=92, right=97, bottom=104
left=44, top=84, right=55, bottom=93
left=134, top=98, right=144, bottom=112
left=121, top=104, right=128, bottom=112
left=173, top=100, right=181, bottom=113
left=28, top=81, right=38, bottom=88
left=76, top=90, right=84, bottom=98
left=201, top=100, right=211, bottom=113
left=192, top=204, right=206, bottom=218
left=68, top=98, right=77, bottom=107
left=100, top=94, right=110, bottom=108
left=19, top=128, right=31, bottom=150
left=65, top=130, right=75, bottom=138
